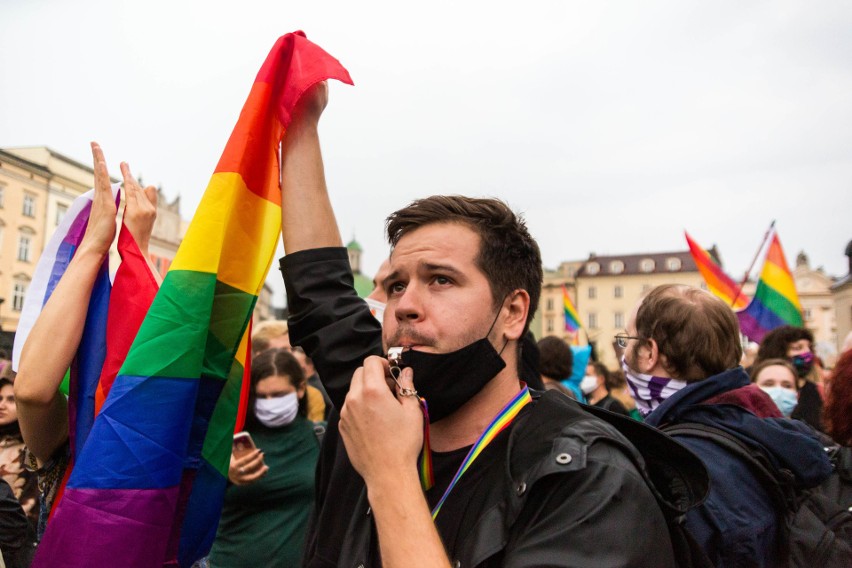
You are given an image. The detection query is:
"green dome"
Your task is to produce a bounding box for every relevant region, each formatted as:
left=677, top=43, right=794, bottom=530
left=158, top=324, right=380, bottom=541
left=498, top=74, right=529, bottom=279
left=346, top=238, right=363, bottom=252
left=353, top=272, right=373, bottom=298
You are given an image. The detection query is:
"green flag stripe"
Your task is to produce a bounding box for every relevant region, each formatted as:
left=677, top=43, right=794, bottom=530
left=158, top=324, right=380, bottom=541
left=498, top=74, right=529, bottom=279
left=754, top=281, right=803, bottom=326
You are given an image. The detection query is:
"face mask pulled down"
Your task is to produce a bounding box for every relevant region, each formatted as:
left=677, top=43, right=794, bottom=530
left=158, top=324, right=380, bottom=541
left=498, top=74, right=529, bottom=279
left=392, top=337, right=507, bottom=424
left=255, top=392, right=299, bottom=427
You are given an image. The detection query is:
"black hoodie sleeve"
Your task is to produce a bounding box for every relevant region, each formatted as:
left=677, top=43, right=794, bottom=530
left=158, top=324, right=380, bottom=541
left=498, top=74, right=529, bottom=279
left=280, top=248, right=384, bottom=411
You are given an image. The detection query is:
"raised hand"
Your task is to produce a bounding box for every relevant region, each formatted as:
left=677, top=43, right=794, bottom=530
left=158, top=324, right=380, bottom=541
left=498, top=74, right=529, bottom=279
left=80, top=142, right=118, bottom=257
left=120, top=161, right=158, bottom=255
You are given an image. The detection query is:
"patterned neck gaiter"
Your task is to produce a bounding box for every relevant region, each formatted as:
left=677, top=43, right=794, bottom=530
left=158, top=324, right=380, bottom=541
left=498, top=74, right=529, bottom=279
left=621, top=357, right=688, bottom=417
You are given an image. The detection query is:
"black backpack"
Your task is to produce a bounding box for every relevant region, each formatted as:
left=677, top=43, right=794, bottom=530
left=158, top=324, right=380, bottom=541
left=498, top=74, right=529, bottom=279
left=664, top=422, right=852, bottom=568
left=580, top=404, right=715, bottom=568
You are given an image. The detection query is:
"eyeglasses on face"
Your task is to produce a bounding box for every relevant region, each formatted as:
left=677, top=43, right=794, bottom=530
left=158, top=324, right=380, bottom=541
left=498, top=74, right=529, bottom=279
left=614, top=334, right=641, bottom=349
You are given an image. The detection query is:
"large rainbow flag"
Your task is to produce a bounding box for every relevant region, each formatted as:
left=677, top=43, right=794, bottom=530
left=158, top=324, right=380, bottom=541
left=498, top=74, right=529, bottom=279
left=736, top=232, right=803, bottom=343
left=684, top=231, right=748, bottom=310
left=562, top=284, right=581, bottom=333
left=32, top=32, right=352, bottom=568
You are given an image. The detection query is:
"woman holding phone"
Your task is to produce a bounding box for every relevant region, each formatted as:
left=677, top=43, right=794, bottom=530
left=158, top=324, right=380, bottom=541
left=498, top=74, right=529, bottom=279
left=208, top=348, right=320, bottom=567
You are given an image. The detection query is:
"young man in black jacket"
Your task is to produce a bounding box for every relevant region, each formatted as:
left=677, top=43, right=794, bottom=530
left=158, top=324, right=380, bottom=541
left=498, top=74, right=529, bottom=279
left=278, top=82, right=684, bottom=567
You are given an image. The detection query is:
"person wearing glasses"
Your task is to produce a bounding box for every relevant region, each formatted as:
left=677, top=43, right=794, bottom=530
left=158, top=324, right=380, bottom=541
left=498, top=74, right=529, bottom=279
left=619, top=284, right=833, bottom=568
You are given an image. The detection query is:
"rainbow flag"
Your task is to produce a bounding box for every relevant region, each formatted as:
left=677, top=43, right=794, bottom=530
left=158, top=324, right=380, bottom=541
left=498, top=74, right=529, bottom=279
left=684, top=231, right=748, bottom=309
left=32, top=32, right=352, bottom=568
left=562, top=284, right=581, bottom=333
left=736, top=232, right=803, bottom=343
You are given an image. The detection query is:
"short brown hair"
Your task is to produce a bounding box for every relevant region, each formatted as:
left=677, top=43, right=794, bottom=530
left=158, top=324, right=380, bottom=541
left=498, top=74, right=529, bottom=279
left=635, top=284, right=742, bottom=382
left=386, top=196, right=543, bottom=332
left=538, top=336, right=573, bottom=380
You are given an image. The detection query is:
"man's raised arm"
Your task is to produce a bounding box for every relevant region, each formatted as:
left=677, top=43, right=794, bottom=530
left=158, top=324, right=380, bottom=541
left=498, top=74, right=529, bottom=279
left=280, top=81, right=342, bottom=253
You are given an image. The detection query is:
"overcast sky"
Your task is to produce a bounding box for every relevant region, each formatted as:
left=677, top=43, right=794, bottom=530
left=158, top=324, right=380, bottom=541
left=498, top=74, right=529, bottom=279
left=3, top=1, right=851, bottom=306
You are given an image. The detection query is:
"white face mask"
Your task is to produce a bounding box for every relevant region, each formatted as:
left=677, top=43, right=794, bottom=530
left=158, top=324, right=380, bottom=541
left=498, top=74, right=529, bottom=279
left=580, top=375, right=599, bottom=395
left=365, top=297, right=386, bottom=324
left=255, top=392, right=299, bottom=427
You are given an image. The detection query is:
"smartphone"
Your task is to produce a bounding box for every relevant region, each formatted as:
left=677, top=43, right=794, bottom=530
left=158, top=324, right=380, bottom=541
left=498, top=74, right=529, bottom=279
left=232, top=431, right=257, bottom=459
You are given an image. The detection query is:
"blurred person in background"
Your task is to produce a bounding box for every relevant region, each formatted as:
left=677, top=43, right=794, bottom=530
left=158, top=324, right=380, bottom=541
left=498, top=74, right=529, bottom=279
left=750, top=359, right=799, bottom=418
left=580, top=362, right=630, bottom=416
left=756, top=326, right=824, bottom=431
left=252, top=320, right=327, bottom=423
left=208, top=348, right=320, bottom=568
left=537, top=336, right=579, bottom=399
left=824, top=350, right=852, bottom=448
left=0, top=378, right=37, bottom=565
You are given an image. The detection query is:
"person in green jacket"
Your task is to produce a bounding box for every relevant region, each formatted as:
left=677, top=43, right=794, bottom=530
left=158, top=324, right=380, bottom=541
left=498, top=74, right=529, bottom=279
left=208, top=348, right=320, bottom=567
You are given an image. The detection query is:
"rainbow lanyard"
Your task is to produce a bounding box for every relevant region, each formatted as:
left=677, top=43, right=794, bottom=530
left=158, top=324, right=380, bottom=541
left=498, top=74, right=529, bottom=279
left=418, top=385, right=532, bottom=520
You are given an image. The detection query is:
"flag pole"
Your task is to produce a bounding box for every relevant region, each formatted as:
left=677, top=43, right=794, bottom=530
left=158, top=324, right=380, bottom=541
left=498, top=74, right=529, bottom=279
left=731, top=220, right=776, bottom=308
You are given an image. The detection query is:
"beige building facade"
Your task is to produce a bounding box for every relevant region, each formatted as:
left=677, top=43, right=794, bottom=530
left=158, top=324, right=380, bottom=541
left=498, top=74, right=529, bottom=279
left=535, top=251, right=706, bottom=369
left=792, top=251, right=838, bottom=363
left=0, top=146, right=183, bottom=349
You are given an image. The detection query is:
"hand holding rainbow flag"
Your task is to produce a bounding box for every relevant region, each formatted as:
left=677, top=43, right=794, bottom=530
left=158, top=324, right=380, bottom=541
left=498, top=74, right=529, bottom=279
left=28, top=32, right=352, bottom=568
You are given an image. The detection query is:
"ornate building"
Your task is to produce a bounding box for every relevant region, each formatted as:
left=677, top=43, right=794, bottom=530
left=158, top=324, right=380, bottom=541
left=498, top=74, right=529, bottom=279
left=534, top=250, right=705, bottom=369
left=0, top=146, right=184, bottom=351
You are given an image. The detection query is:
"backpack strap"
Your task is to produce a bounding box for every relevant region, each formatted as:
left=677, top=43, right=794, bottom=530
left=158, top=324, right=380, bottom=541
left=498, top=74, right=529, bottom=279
left=663, top=422, right=795, bottom=560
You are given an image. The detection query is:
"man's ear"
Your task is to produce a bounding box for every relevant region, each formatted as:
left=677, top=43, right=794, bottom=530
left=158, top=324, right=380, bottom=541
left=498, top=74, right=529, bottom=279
left=645, top=338, right=672, bottom=377
left=502, top=289, right=530, bottom=342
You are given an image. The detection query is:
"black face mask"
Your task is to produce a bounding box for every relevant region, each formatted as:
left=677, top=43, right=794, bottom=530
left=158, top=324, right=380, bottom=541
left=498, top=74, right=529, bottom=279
left=398, top=338, right=507, bottom=423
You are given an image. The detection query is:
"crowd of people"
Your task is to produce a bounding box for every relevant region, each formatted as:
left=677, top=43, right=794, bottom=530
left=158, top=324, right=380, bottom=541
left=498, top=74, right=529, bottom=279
left=2, top=82, right=852, bottom=567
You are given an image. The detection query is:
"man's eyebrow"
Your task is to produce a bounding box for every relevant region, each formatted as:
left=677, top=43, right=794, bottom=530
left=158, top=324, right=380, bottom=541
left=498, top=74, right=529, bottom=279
left=381, top=270, right=401, bottom=289
left=422, top=262, right=463, bottom=277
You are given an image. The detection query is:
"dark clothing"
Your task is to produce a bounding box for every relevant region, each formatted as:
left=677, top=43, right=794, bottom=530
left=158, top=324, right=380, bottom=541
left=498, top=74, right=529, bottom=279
left=645, top=367, right=833, bottom=568
left=592, top=393, right=631, bottom=416
left=0, top=478, right=29, bottom=568
left=791, top=380, right=824, bottom=432
left=282, top=248, right=680, bottom=567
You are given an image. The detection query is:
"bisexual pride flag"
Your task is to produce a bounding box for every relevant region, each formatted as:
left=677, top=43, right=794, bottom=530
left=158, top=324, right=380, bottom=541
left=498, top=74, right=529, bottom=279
left=32, top=32, right=352, bottom=568
left=737, top=231, right=803, bottom=343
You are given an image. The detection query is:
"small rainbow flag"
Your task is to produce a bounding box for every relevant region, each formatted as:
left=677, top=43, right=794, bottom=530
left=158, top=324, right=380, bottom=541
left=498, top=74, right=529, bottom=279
left=684, top=231, right=748, bottom=310
left=32, top=32, right=352, bottom=568
left=562, top=284, right=581, bottom=333
left=736, top=232, right=803, bottom=343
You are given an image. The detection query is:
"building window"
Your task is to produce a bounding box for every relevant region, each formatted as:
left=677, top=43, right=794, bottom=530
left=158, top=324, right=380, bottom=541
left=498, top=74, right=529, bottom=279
left=666, top=257, right=682, bottom=271
left=609, top=260, right=624, bottom=274
left=614, top=312, right=624, bottom=329
left=614, top=285, right=623, bottom=298
left=588, top=313, right=598, bottom=329
left=22, top=194, right=36, bottom=218
left=586, top=262, right=600, bottom=276
left=803, top=308, right=812, bottom=321
left=12, top=280, right=28, bottom=311
left=588, top=286, right=597, bottom=300
left=546, top=298, right=554, bottom=311
left=17, top=232, right=32, bottom=262
left=0, top=185, right=5, bottom=208
left=55, top=203, right=68, bottom=226
left=639, top=258, right=655, bottom=273
left=547, top=317, right=554, bottom=332
left=699, top=282, right=708, bottom=291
